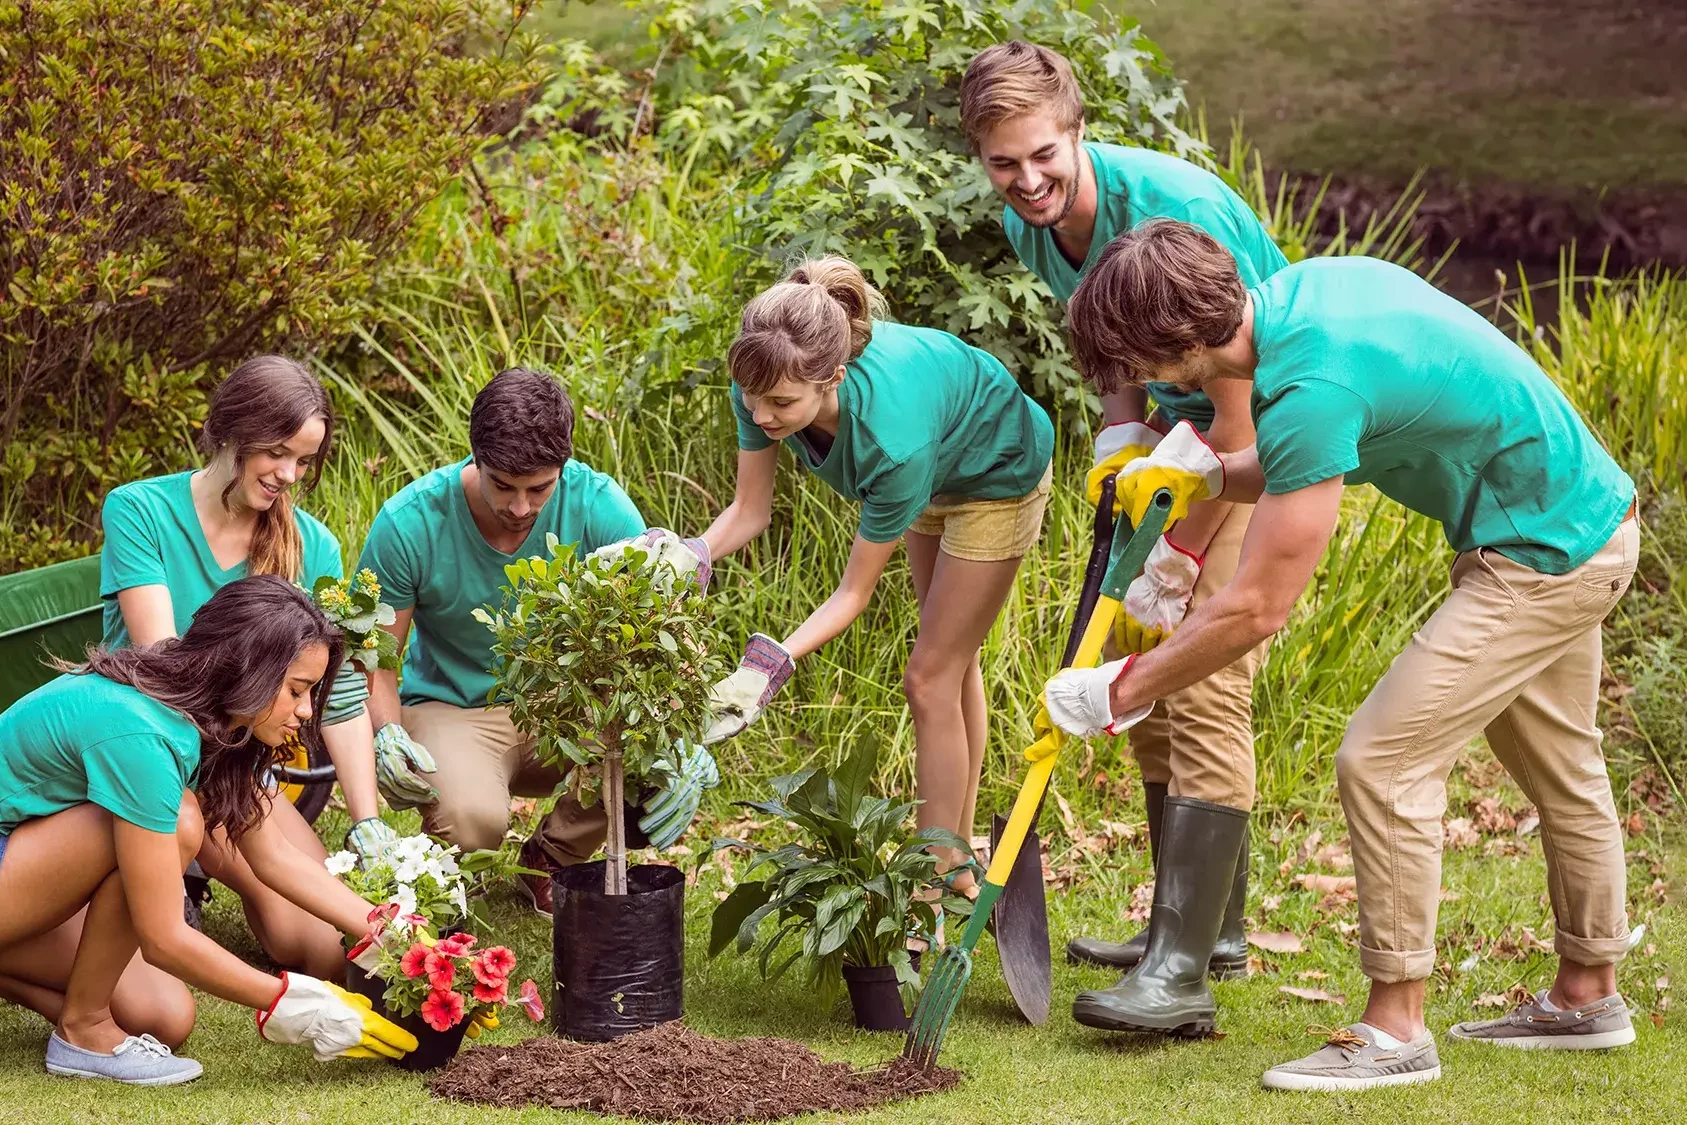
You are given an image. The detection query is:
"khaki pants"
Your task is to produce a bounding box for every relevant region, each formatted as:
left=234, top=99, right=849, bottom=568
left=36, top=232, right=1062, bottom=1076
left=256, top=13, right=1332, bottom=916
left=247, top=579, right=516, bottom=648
left=1126, top=502, right=1269, bottom=810
left=401, top=701, right=619, bottom=866
left=1337, top=518, right=1639, bottom=983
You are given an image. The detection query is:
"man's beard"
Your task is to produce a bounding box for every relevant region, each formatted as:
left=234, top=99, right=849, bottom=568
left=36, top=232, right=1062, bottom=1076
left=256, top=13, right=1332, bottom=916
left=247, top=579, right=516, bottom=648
left=1011, top=172, right=1079, bottom=230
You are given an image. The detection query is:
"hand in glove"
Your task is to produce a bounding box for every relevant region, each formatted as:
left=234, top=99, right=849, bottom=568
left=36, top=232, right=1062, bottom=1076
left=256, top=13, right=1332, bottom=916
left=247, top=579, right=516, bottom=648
left=373, top=723, right=437, bottom=809
left=638, top=740, right=720, bottom=849
left=345, top=817, right=400, bottom=870
left=256, top=972, right=418, bottom=1061
left=1113, top=420, right=1225, bottom=529
left=1044, top=656, right=1156, bottom=739
left=589, top=528, right=712, bottom=594
left=1086, top=421, right=1163, bottom=509
left=703, top=634, right=794, bottom=745
left=1117, top=536, right=1202, bottom=653
left=322, top=662, right=370, bottom=727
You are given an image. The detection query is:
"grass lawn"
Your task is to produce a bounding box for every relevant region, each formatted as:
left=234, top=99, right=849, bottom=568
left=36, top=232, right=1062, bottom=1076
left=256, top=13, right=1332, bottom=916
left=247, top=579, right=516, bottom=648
left=0, top=753, right=1678, bottom=1125
left=1113, top=0, right=1687, bottom=192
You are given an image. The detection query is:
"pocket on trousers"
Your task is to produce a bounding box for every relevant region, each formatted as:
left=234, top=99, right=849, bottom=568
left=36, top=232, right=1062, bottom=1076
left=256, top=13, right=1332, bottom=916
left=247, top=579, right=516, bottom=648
left=1573, top=568, right=1631, bottom=613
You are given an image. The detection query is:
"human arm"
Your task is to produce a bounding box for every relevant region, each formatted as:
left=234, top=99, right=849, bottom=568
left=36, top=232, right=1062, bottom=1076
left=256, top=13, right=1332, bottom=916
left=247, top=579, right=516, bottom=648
left=113, top=587, right=177, bottom=647
left=779, top=533, right=901, bottom=659
left=235, top=806, right=376, bottom=938
left=1101, top=386, right=1149, bottom=426
left=366, top=607, right=411, bottom=733
left=1163, top=377, right=1256, bottom=556
left=701, top=445, right=779, bottom=560
left=322, top=711, right=379, bottom=824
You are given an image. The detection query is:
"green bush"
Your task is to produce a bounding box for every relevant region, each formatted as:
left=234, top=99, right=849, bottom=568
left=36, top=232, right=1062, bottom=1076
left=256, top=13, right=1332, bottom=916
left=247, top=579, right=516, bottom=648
left=0, top=0, right=541, bottom=570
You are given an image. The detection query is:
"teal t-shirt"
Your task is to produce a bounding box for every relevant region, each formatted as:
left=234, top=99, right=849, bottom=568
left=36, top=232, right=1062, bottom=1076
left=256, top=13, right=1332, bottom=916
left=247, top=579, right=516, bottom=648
left=0, top=673, right=200, bottom=834
left=1004, top=143, right=1289, bottom=429
left=357, top=458, right=646, bottom=709
left=1249, top=257, right=1634, bottom=574
left=99, top=472, right=343, bottom=647
left=731, top=321, right=1055, bottom=543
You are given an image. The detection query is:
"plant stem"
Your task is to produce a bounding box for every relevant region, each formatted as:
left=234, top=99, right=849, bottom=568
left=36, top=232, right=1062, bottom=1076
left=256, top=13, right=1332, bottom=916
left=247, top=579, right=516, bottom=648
left=604, top=751, right=627, bottom=895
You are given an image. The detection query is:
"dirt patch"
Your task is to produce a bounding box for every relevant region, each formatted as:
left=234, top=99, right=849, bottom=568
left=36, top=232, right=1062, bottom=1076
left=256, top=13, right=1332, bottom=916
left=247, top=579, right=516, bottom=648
left=427, top=1021, right=961, bottom=1124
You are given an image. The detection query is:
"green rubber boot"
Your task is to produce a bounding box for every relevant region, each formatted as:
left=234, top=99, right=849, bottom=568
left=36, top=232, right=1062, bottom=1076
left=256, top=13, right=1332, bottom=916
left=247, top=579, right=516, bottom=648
left=1071, top=796, right=1248, bottom=1037
left=1067, top=788, right=1252, bottom=980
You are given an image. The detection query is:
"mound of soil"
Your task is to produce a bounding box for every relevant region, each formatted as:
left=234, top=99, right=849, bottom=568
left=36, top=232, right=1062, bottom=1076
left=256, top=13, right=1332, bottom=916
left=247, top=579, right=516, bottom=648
left=427, top=1021, right=961, bottom=1124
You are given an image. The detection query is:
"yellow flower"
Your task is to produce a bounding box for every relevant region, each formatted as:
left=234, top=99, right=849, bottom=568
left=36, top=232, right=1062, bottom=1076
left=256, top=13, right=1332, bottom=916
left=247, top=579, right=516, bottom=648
left=361, top=635, right=379, bottom=649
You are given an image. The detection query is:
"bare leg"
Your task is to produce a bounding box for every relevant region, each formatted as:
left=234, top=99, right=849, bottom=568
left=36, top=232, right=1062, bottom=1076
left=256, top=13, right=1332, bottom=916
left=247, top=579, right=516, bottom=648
left=0, top=920, right=195, bottom=1048
left=196, top=796, right=342, bottom=978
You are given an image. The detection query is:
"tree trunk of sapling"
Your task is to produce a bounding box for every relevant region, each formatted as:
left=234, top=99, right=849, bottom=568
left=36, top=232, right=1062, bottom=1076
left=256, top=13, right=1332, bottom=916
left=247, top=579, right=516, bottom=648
left=603, top=750, right=627, bottom=895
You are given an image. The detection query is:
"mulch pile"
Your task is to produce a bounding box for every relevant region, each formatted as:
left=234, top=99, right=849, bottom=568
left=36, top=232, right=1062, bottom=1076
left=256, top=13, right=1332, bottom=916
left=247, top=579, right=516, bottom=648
left=427, top=1021, right=961, bottom=1124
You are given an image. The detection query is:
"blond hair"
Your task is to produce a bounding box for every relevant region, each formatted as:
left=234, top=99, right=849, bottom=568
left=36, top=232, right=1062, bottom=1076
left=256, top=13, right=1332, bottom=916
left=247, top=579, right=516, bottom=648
left=728, top=257, right=888, bottom=395
left=1066, top=220, right=1246, bottom=394
left=959, top=41, right=1085, bottom=150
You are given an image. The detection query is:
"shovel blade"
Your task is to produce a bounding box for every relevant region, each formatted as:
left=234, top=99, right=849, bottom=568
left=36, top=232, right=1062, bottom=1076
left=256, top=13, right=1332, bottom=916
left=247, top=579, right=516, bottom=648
left=990, top=812, right=1052, bottom=1025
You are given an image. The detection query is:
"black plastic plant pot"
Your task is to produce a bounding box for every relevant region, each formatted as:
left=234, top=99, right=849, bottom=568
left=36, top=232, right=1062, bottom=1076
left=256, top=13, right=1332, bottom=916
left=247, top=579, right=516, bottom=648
left=552, top=861, right=685, bottom=1042
left=344, top=962, right=472, bottom=1072
left=842, top=963, right=910, bottom=1032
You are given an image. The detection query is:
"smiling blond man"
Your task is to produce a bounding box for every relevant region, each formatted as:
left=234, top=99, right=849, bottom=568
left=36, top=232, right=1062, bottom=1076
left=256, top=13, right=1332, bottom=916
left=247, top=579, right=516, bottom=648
left=960, top=41, right=1290, bottom=1024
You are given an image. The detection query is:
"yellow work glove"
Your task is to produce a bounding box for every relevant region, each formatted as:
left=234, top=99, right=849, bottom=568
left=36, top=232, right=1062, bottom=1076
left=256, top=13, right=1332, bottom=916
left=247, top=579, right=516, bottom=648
left=256, top=972, right=419, bottom=1061
left=1112, top=420, right=1225, bottom=529
left=1116, top=535, right=1203, bottom=653
left=465, top=1008, right=499, bottom=1039
left=1085, top=421, right=1163, bottom=509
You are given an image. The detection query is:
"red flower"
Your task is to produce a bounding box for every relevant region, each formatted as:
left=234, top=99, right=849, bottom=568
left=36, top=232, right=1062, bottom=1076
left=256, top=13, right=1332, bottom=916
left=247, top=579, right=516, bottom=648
left=516, top=979, right=544, bottom=1022
left=473, top=946, right=516, bottom=984
left=472, top=978, right=508, bottom=1005
left=400, top=913, right=428, bottom=929
left=366, top=902, right=401, bottom=928
left=424, top=950, right=457, bottom=992
left=420, top=989, right=466, bottom=1032
left=399, top=944, right=431, bottom=979
left=436, top=932, right=477, bottom=957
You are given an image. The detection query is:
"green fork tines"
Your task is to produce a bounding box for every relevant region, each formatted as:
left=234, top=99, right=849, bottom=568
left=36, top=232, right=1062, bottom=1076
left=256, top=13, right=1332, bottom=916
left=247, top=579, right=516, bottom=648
left=903, top=945, right=973, bottom=1067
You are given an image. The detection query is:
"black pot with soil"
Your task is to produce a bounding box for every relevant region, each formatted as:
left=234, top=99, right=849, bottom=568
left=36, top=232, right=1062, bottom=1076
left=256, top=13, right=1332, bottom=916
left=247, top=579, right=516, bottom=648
left=841, top=963, right=911, bottom=1032
left=345, top=959, right=473, bottom=1072
left=552, top=859, right=685, bottom=1041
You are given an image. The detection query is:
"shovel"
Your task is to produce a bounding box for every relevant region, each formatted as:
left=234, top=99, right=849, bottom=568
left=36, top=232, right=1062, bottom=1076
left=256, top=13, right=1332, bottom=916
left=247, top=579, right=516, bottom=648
left=991, top=476, right=1119, bottom=1026
left=905, top=487, right=1173, bottom=1067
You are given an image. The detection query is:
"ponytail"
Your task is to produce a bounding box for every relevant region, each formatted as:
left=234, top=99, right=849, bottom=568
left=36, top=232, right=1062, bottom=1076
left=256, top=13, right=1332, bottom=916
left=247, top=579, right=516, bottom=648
left=728, top=256, right=888, bottom=394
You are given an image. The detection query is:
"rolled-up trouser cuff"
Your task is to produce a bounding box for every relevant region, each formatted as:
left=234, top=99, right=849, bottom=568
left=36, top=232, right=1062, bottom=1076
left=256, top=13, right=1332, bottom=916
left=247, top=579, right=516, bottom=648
left=1555, top=926, right=1630, bottom=967
left=1359, top=944, right=1437, bottom=984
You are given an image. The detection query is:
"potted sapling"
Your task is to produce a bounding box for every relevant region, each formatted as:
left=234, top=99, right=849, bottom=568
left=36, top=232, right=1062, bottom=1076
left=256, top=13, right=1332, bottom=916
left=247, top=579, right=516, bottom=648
left=477, top=533, right=727, bottom=1041
left=707, top=736, right=976, bottom=1031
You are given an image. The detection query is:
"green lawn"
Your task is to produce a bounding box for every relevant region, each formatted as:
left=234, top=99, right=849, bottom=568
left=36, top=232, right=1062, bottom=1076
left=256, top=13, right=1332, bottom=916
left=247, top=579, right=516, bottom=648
left=0, top=753, right=1678, bottom=1125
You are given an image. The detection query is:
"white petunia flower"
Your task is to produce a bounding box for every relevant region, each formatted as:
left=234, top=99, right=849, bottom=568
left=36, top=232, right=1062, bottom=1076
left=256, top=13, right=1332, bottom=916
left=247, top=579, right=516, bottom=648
left=451, top=883, right=467, bottom=915
left=393, top=856, right=425, bottom=883
left=387, top=883, right=417, bottom=917
left=324, top=851, right=358, bottom=876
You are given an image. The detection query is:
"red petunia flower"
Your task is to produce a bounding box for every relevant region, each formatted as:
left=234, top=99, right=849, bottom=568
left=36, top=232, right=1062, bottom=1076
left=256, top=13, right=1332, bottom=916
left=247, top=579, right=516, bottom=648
left=420, top=989, right=466, bottom=1032
left=436, top=932, right=476, bottom=957
left=516, top=978, right=544, bottom=1022
left=424, top=950, right=457, bottom=992
left=473, top=945, right=516, bottom=984
left=366, top=902, right=401, bottom=928
left=472, top=978, right=508, bottom=1005
left=399, top=944, right=431, bottom=979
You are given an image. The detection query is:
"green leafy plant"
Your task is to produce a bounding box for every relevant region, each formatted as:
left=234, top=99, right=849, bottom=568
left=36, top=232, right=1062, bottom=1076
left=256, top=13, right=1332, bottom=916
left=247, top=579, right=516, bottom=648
left=707, top=736, right=975, bottom=994
left=0, top=0, right=542, bottom=570
left=476, top=535, right=729, bottom=893
left=311, top=569, right=401, bottom=673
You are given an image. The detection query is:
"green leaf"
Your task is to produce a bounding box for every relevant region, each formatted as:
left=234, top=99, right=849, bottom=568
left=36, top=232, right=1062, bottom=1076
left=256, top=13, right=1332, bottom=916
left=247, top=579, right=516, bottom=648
left=710, top=882, right=772, bottom=958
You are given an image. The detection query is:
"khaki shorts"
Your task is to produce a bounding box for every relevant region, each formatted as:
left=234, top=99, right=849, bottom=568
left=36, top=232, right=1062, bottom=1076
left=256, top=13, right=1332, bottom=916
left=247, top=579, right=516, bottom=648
left=906, top=463, right=1053, bottom=562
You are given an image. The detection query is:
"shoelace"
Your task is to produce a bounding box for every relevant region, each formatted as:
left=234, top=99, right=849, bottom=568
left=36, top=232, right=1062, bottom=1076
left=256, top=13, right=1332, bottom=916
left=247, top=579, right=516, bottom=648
left=114, top=1034, right=172, bottom=1058
left=1308, top=1024, right=1369, bottom=1054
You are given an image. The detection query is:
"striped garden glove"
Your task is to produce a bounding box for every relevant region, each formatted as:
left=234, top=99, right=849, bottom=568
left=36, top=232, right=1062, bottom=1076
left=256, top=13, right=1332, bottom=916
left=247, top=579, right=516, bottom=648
left=373, top=724, right=438, bottom=809
left=702, top=634, right=794, bottom=745
left=322, top=663, right=370, bottom=727
left=345, top=817, right=400, bottom=869
left=637, top=740, right=720, bottom=850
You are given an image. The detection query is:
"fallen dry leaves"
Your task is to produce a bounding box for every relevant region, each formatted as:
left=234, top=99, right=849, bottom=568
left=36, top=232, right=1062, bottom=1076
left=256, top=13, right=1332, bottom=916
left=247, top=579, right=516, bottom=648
left=1443, top=817, right=1480, bottom=850
left=1280, top=986, right=1346, bottom=1004
left=1247, top=931, right=1305, bottom=955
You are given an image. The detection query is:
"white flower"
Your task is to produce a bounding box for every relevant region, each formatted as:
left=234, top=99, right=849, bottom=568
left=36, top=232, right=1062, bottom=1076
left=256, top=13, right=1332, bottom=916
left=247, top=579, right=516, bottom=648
left=387, top=883, right=417, bottom=917
left=451, top=882, right=467, bottom=915
left=423, top=855, right=459, bottom=885
left=324, top=851, right=358, bottom=876
left=392, top=835, right=431, bottom=863
left=393, top=856, right=425, bottom=883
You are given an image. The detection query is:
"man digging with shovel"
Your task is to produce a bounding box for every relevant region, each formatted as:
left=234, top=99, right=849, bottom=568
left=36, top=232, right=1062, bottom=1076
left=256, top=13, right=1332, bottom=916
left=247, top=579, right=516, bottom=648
left=960, top=42, right=1290, bottom=1002
left=1048, top=220, right=1639, bottom=1089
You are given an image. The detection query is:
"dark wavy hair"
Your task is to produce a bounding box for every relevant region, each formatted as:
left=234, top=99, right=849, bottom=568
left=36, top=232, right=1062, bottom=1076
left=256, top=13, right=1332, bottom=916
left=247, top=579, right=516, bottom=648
left=67, top=575, right=344, bottom=841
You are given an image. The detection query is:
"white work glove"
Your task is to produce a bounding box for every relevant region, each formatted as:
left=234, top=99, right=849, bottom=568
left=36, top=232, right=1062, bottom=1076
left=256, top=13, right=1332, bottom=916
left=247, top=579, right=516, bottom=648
left=1086, top=421, right=1163, bottom=509
left=1113, top=420, right=1226, bottom=529
left=255, top=972, right=418, bottom=1061
left=590, top=528, right=712, bottom=594
left=1044, top=656, right=1155, bottom=739
left=703, top=633, right=795, bottom=745
left=1118, top=536, right=1203, bottom=652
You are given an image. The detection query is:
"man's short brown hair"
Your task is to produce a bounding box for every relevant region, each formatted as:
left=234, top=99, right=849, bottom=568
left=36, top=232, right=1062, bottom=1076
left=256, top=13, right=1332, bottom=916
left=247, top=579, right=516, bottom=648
left=469, top=367, right=574, bottom=475
left=959, top=41, right=1084, bottom=150
left=1066, top=220, right=1247, bottom=394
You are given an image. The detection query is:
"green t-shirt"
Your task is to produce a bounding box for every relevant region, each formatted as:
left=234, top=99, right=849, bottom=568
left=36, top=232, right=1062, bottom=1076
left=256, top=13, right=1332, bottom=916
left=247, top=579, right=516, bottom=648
left=1004, top=143, right=1289, bottom=430
left=99, top=471, right=343, bottom=648
left=1250, top=257, right=1635, bottom=574
left=731, top=321, right=1054, bottom=543
left=0, top=673, right=200, bottom=834
left=357, top=458, right=646, bottom=709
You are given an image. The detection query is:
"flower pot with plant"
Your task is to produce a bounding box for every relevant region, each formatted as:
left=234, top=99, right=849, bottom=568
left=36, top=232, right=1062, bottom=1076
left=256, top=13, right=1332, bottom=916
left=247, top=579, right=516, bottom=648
left=707, top=735, right=975, bottom=1031
left=476, top=533, right=727, bottom=1041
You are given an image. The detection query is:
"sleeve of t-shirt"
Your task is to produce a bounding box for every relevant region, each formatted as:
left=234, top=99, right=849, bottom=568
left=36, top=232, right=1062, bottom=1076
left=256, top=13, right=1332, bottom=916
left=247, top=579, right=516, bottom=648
left=356, top=504, right=420, bottom=611
left=1256, top=381, right=1367, bottom=494
left=1174, top=198, right=1288, bottom=289
left=729, top=384, right=775, bottom=452
left=82, top=734, right=189, bottom=834
left=299, top=516, right=345, bottom=585
left=857, top=445, right=940, bottom=543
left=582, top=476, right=647, bottom=551
left=99, top=487, right=168, bottom=596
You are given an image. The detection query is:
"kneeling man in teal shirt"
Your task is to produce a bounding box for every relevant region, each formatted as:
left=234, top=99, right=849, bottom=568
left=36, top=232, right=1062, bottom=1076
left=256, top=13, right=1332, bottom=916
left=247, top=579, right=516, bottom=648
left=359, top=368, right=710, bottom=916
left=1050, top=221, right=1639, bottom=1089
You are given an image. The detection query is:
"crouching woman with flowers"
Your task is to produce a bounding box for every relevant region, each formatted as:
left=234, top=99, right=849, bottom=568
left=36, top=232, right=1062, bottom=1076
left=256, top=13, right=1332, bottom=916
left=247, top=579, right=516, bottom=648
left=0, top=576, right=416, bottom=1085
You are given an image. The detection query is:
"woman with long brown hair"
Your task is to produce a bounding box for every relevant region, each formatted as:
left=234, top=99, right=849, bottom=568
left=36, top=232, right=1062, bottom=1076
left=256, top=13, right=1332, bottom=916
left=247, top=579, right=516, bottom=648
left=95, top=355, right=386, bottom=979
left=0, top=577, right=415, bottom=1084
